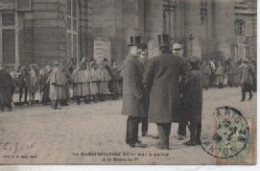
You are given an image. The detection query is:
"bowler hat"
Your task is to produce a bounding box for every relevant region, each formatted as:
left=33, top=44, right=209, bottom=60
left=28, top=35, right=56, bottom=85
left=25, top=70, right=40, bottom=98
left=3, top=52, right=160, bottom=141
left=128, top=36, right=141, bottom=47
left=158, top=34, right=170, bottom=47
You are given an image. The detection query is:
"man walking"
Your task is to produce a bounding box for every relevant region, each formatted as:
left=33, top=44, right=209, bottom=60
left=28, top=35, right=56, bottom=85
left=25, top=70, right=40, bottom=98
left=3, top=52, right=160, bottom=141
left=122, top=36, right=147, bottom=148
left=240, top=58, right=253, bottom=101
left=144, top=34, right=185, bottom=150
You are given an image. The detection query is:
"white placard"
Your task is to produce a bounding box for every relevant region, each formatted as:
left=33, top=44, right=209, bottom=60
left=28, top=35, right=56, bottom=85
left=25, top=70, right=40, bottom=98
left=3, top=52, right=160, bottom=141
left=93, top=37, right=111, bottom=64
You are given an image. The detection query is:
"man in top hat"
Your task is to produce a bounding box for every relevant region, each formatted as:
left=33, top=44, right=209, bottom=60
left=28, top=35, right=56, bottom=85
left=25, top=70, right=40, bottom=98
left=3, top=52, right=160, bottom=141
left=143, top=34, right=186, bottom=149
left=138, top=42, right=151, bottom=137
left=121, top=36, right=147, bottom=148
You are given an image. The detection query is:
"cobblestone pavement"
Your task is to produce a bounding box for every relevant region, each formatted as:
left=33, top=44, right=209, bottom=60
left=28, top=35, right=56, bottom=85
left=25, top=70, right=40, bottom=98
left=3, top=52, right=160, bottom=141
left=0, top=88, right=256, bottom=165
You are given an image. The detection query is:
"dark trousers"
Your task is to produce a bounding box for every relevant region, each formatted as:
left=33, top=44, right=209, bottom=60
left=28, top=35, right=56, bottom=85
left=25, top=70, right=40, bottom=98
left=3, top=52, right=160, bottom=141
left=241, top=82, right=253, bottom=101
left=126, top=116, right=141, bottom=145
left=141, top=117, right=148, bottom=136
left=178, top=121, right=187, bottom=137
left=190, top=121, right=201, bottom=142
left=157, top=123, right=172, bottom=147
left=19, top=84, right=28, bottom=104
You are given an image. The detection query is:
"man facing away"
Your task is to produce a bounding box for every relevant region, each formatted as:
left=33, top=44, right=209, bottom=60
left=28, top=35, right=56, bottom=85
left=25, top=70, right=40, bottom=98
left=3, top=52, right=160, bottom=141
left=121, top=36, right=147, bottom=148
left=143, top=34, right=186, bottom=150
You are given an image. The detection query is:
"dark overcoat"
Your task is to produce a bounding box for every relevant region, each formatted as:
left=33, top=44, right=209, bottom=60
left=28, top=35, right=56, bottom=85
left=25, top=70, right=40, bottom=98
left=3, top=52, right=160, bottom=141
left=179, top=69, right=203, bottom=123
left=121, top=54, right=146, bottom=117
left=143, top=53, right=185, bottom=123
left=0, top=69, right=14, bottom=106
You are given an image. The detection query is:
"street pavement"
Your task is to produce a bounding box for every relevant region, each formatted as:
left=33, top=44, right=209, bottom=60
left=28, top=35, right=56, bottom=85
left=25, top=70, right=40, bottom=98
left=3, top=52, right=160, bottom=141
left=0, top=87, right=256, bottom=165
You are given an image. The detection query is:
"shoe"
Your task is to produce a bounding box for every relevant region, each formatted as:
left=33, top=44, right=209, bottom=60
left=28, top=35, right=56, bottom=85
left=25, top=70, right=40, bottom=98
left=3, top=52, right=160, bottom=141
left=156, top=144, right=169, bottom=150
left=196, top=139, right=201, bottom=145
left=178, top=135, right=185, bottom=140
left=142, top=133, right=153, bottom=138
left=129, top=142, right=147, bottom=148
left=151, top=135, right=159, bottom=139
left=184, top=140, right=197, bottom=146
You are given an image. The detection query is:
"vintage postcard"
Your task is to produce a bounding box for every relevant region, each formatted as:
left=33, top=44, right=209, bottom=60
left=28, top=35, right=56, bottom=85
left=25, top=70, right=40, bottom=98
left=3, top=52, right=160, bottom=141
left=0, top=0, right=257, bottom=165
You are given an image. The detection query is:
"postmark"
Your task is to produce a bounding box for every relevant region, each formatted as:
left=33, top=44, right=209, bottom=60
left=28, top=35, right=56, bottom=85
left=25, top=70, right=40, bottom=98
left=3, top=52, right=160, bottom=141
left=201, top=106, right=249, bottom=159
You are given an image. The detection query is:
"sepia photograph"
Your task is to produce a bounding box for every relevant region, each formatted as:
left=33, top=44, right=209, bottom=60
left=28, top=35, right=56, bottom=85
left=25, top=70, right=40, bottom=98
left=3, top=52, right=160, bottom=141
left=0, top=0, right=257, bottom=165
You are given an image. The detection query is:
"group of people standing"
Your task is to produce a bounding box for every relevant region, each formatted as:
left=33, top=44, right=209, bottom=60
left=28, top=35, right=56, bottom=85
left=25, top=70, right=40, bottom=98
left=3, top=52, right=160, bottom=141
left=122, top=34, right=203, bottom=149
left=0, top=59, right=123, bottom=112
left=200, top=58, right=257, bottom=94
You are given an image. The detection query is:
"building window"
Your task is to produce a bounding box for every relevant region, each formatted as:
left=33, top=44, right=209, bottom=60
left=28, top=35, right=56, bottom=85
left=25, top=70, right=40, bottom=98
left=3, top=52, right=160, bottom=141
left=2, top=12, right=15, bottom=26
left=235, top=19, right=245, bottom=36
left=0, top=11, right=17, bottom=65
left=235, top=0, right=245, bottom=4
left=66, top=0, right=78, bottom=62
left=163, top=0, right=176, bottom=40
left=200, top=0, right=207, bottom=25
left=0, top=0, right=15, bottom=4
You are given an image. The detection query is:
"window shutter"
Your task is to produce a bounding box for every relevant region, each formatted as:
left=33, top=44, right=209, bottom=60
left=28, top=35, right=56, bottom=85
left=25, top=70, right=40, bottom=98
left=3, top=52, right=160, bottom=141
left=16, top=0, right=31, bottom=11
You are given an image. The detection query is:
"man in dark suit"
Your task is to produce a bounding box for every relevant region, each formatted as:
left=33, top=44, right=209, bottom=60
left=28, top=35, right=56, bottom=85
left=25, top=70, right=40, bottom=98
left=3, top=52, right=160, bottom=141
left=121, top=36, right=147, bottom=148
left=143, top=34, right=186, bottom=150
left=0, top=62, right=15, bottom=112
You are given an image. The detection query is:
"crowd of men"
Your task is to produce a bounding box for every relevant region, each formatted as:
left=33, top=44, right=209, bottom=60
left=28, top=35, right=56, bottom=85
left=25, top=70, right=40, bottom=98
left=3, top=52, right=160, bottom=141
left=121, top=34, right=256, bottom=150
left=0, top=59, right=123, bottom=112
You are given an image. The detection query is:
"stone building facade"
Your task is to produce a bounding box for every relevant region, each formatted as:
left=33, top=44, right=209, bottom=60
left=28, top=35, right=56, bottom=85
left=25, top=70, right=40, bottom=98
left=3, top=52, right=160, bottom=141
left=0, top=0, right=257, bottom=67
left=0, top=0, right=93, bottom=66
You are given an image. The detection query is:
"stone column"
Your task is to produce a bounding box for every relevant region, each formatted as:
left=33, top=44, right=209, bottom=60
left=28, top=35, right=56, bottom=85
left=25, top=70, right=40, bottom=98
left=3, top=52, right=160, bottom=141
left=184, top=0, right=202, bottom=59
left=214, top=0, right=235, bottom=59
left=145, top=0, right=163, bottom=57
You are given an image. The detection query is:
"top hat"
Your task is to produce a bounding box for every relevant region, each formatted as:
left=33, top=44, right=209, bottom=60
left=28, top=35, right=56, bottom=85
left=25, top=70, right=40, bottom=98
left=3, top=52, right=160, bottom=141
left=128, top=36, right=141, bottom=47
left=158, top=34, right=170, bottom=47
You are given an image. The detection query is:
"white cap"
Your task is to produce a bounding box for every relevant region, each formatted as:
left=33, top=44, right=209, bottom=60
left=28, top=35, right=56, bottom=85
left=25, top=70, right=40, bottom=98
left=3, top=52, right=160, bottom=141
left=172, top=43, right=183, bottom=50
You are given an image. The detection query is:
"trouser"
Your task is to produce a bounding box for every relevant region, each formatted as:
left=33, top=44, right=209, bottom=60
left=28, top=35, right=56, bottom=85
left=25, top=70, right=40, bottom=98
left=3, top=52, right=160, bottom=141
left=241, top=82, right=253, bottom=100
left=190, top=121, right=201, bottom=142
left=52, top=100, right=60, bottom=109
left=141, top=117, right=148, bottom=136
left=126, top=116, right=141, bottom=145
left=19, top=84, right=28, bottom=103
left=42, top=86, right=50, bottom=104
left=75, top=96, right=81, bottom=105
left=157, top=123, right=172, bottom=147
left=178, top=121, right=187, bottom=137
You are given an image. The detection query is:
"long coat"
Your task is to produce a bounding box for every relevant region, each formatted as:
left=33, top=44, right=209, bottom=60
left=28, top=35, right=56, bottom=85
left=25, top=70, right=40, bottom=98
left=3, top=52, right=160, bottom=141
left=0, top=69, right=14, bottom=106
left=121, top=54, right=145, bottom=117
left=143, top=52, right=185, bottom=123
left=179, top=69, right=203, bottom=123
left=71, top=69, right=85, bottom=97
left=49, top=68, right=67, bottom=100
